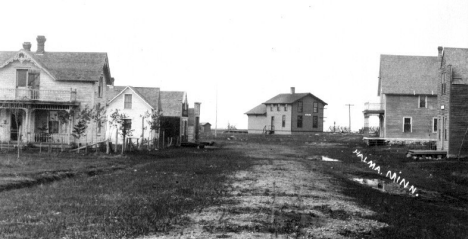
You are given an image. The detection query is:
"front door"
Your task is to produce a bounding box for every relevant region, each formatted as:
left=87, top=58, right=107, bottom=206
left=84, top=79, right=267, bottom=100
left=10, top=113, right=23, bottom=141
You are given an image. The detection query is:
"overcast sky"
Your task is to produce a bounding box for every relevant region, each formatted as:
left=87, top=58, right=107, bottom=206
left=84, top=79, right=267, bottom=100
left=1, top=0, right=468, bottom=130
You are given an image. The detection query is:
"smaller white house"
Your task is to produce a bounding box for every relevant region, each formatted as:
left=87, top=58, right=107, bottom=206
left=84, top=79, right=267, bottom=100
left=106, top=86, right=160, bottom=145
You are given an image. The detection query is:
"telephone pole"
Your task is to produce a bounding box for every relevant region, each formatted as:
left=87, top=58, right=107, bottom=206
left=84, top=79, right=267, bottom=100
left=345, top=104, right=354, bottom=132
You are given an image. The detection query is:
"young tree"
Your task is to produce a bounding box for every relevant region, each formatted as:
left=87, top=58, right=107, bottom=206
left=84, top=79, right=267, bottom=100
left=72, top=106, right=93, bottom=144
left=144, top=109, right=162, bottom=149
left=109, top=109, right=133, bottom=154
left=91, top=103, right=106, bottom=143
left=11, top=106, right=24, bottom=160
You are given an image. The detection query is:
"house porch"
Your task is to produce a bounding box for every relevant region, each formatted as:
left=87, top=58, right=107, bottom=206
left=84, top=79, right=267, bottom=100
left=0, top=102, right=78, bottom=144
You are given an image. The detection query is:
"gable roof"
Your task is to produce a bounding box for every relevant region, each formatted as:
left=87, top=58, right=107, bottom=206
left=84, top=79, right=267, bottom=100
left=108, top=86, right=160, bottom=109
left=160, top=91, right=186, bottom=117
left=0, top=50, right=109, bottom=82
left=378, top=54, right=439, bottom=95
left=263, top=93, right=327, bottom=105
left=441, top=47, right=468, bottom=79
left=245, top=104, right=266, bottom=115
left=200, top=122, right=211, bottom=126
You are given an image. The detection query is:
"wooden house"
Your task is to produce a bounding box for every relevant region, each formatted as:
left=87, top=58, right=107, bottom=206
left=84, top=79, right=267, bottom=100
left=199, top=122, right=211, bottom=134
left=246, top=87, right=327, bottom=134
left=106, top=86, right=160, bottom=144
left=364, top=54, right=439, bottom=140
left=436, top=47, right=468, bottom=158
left=159, top=91, right=189, bottom=143
left=0, top=36, right=113, bottom=145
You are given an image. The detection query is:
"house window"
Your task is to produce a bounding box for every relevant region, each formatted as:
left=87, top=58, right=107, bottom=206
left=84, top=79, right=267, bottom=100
left=313, top=102, right=318, bottom=113
left=443, top=117, right=447, bottom=141
left=403, top=117, right=412, bottom=133
left=284, top=104, right=287, bottom=111
left=298, top=101, right=303, bottom=113
left=313, top=116, right=318, bottom=128
left=277, top=104, right=280, bottom=111
left=16, top=69, right=28, bottom=87
left=297, top=115, right=303, bottom=128
left=48, top=111, right=59, bottom=134
left=98, top=77, right=103, bottom=98
left=270, top=104, right=273, bottom=111
left=442, top=73, right=446, bottom=95
left=419, top=96, right=427, bottom=108
left=123, top=119, right=132, bottom=132
left=282, top=115, right=285, bottom=127
left=433, top=118, right=437, bottom=133
left=124, top=94, right=132, bottom=109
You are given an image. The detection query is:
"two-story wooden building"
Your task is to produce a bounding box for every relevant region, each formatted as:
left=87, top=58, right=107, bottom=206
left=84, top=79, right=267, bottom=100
left=436, top=47, right=468, bottom=158
left=246, top=87, right=327, bottom=134
left=364, top=54, right=439, bottom=140
left=0, top=36, right=113, bottom=145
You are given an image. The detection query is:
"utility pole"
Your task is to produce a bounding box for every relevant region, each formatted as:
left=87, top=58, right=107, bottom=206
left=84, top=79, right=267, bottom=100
left=215, top=85, right=218, bottom=138
left=345, top=104, right=354, bottom=132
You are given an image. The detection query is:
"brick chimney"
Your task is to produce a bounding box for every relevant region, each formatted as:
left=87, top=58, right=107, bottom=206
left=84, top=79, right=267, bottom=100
left=438, top=46, right=443, bottom=58
left=194, top=102, right=201, bottom=116
left=36, top=36, right=46, bottom=54
left=22, top=42, right=31, bottom=51
left=291, top=87, right=295, bottom=94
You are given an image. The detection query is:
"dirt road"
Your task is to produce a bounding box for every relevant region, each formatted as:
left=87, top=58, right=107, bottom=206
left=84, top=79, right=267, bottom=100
left=142, top=142, right=387, bottom=238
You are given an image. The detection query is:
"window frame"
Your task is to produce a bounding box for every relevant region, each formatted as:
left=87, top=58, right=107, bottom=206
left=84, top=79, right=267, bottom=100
left=282, top=115, right=286, bottom=128
left=98, top=77, right=103, bottom=98
left=297, top=115, right=303, bottom=128
left=16, top=69, right=28, bottom=87
left=277, top=104, right=280, bottom=111
left=403, top=117, right=412, bottom=133
left=432, top=117, right=437, bottom=133
left=284, top=104, right=287, bottom=111
left=418, top=96, right=427, bottom=108
left=313, top=116, right=318, bottom=128
left=442, top=73, right=446, bottom=95
left=313, top=102, right=318, bottom=113
left=270, top=104, right=273, bottom=112
left=297, top=101, right=303, bottom=113
left=124, top=94, right=132, bottom=109
left=443, top=116, right=447, bottom=141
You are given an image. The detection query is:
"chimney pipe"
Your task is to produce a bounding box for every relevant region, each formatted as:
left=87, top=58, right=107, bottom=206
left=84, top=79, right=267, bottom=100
left=437, top=46, right=443, bottom=58
left=36, top=36, right=46, bottom=54
left=22, top=42, right=31, bottom=51
left=291, top=87, right=295, bottom=94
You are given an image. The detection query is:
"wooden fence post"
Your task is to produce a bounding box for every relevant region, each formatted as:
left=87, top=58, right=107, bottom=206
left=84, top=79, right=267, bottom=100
left=106, top=140, right=110, bottom=154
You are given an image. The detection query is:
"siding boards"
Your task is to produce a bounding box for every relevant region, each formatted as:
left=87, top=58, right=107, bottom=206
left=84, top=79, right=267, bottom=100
left=385, top=95, right=437, bottom=139
left=448, top=85, right=468, bottom=156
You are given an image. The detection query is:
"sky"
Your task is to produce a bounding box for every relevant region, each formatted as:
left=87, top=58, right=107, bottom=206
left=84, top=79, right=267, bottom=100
left=1, top=0, right=468, bottom=131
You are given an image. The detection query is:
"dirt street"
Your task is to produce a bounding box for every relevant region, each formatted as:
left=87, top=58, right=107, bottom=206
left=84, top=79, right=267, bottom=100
left=142, top=142, right=387, bottom=238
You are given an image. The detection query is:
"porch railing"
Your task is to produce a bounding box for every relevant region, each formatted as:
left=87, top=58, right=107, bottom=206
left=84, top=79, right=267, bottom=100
left=32, top=133, right=69, bottom=144
left=364, top=102, right=383, bottom=111
left=0, top=88, right=76, bottom=102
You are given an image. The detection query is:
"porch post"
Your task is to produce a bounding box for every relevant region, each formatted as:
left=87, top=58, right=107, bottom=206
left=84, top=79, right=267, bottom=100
left=25, top=108, right=31, bottom=143
left=363, top=114, right=370, bottom=136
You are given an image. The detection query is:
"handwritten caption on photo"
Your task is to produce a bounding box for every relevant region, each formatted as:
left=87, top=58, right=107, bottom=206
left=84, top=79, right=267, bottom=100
left=353, top=149, right=418, bottom=196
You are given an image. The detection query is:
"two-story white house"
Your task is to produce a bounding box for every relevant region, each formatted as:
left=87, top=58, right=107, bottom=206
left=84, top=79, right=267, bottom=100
left=0, top=36, right=113, bottom=145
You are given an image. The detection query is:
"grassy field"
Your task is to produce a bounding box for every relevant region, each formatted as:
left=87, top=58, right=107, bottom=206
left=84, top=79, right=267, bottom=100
left=0, top=146, right=252, bottom=238
left=0, top=133, right=467, bottom=238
